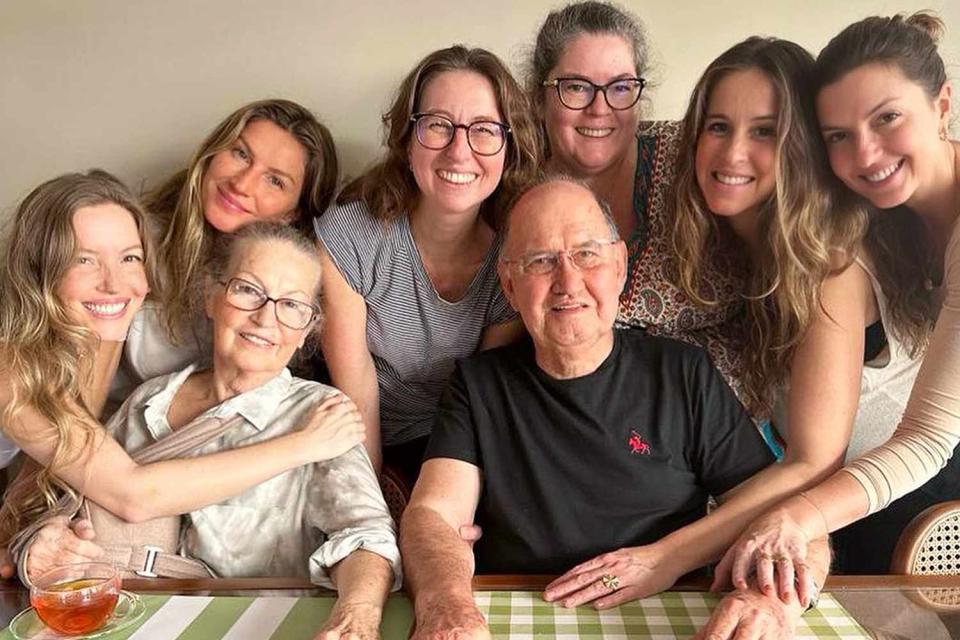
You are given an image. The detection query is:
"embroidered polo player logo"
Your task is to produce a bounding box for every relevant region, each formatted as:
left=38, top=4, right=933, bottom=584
left=628, top=430, right=651, bottom=455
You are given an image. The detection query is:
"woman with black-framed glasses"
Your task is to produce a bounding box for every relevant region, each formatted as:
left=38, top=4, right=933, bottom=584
left=314, top=45, right=540, bottom=484
left=529, top=1, right=750, bottom=410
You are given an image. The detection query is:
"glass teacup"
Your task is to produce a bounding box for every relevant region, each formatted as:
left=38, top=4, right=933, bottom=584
left=29, top=562, right=121, bottom=635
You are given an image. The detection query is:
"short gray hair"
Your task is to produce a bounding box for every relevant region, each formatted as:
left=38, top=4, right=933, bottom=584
left=501, top=173, right=620, bottom=249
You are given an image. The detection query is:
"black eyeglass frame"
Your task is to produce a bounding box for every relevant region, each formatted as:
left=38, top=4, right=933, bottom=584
left=218, top=277, right=319, bottom=330
left=542, top=77, right=646, bottom=111
left=409, top=113, right=512, bottom=156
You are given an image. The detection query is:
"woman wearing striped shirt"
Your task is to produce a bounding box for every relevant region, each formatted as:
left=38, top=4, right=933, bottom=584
left=315, top=45, right=540, bottom=483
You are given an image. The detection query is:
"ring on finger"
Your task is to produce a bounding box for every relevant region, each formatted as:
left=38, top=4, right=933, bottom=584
left=774, top=555, right=791, bottom=564
left=757, top=552, right=774, bottom=561
left=600, top=574, right=620, bottom=590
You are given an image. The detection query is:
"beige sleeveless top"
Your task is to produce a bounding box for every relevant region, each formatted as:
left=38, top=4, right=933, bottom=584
left=845, top=255, right=923, bottom=462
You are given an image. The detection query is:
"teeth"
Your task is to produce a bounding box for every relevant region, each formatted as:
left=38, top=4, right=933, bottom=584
left=865, top=160, right=902, bottom=183
left=241, top=332, right=272, bottom=347
left=715, top=173, right=753, bottom=185
left=576, top=127, right=613, bottom=138
left=83, top=301, right=127, bottom=316
left=437, top=170, right=477, bottom=184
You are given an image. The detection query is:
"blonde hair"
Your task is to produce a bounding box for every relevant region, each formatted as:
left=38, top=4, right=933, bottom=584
left=146, top=99, right=337, bottom=340
left=338, top=45, right=541, bottom=229
left=0, top=170, right=159, bottom=543
left=672, top=37, right=867, bottom=414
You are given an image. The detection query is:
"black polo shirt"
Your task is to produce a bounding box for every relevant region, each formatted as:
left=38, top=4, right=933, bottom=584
left=425, top=329, right=773, bottom=574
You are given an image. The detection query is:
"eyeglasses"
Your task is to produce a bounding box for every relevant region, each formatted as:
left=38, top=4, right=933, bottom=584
left=501, top=239, right=620, bottom=276
left=410, top=113, right=510, bottom=156
left=220, top=277, right=318, bottom=330
left=542, top=77, right=646, bottom=111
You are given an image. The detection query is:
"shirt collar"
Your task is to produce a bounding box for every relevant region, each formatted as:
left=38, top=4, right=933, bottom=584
left=143, top=364, right=294, bottom=435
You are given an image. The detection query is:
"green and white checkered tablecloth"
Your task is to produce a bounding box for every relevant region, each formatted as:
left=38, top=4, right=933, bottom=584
left=2, top=590, right=871, bottom=639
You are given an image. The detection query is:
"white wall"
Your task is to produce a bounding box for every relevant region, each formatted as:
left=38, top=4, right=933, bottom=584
left=2, top=0, right=957, bottom=215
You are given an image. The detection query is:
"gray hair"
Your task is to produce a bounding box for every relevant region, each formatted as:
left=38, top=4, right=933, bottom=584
left=202, top=222, right=324, bottom=353
left=501, top=172, right=620, bottom=249
left=528, top=1, right=650, bottom=117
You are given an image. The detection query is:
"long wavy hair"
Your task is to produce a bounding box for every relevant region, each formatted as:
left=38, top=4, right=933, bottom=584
left=146, top=99, right=338, bottom=340
left=814, top=12, right=945, bottom=355
left=338, top=45, right=541, bottom=229
left=0, top=170, right=159, bottom=543
left=672, top=37, right=867, bottom=415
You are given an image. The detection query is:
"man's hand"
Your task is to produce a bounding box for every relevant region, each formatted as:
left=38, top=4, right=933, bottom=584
left=542, top=545, right=681, bottom=609
left=315, top=601, right=382, bottom=640
left=27, top=517, right=104, bottom=581
left=694, top=588, right=800, bottom=640
left=411, top=594, right=490, bottom=640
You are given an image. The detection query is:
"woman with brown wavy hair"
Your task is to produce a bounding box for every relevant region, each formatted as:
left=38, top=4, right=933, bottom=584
left=315, top=45, right=540, bottom=482
left=0, top=170, right=363, bottom=556
left=719, top=11, right=960, bottom=594
left=114, top=99, right=339, bottom=401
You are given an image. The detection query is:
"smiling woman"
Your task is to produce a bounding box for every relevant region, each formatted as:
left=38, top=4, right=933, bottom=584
left=108, top=99, right=339, bottom=406
left=315, top=45, right=540, bottom=483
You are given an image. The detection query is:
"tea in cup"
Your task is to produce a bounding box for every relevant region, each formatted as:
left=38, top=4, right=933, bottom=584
left=29, top=563, right=120, bottom=635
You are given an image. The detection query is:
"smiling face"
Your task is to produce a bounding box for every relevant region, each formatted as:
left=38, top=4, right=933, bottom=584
left=407, top=70, right=507, bottom=217
left=695, top=68, right=779, bottom=228
left=201, top=119, right=308, bottom=233
left=499, top=181, right=626, bottom=360
left=816, top=63, right=951, bottom=210
left=543, top=33, right=640, bottom=178
left=56, top=203, right=149, bottom=341
left=207, top=238, right=321, bottom=380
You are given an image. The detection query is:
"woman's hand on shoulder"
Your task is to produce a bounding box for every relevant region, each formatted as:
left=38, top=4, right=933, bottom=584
left=294, top=394, right=366, bottom=463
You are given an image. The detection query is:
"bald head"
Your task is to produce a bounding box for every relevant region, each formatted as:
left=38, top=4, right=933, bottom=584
left=501, top=177, right=619, bottom=257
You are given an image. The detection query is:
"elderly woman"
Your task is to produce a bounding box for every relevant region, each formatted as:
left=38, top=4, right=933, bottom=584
left=316, top=45, right=539, bottom=481
left=22, top=221, right=398, bottom=639
left=529, top=1, right=750, bottom=406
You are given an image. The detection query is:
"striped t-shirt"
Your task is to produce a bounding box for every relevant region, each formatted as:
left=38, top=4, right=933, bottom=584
left=314, top=200, right=516, bottom=446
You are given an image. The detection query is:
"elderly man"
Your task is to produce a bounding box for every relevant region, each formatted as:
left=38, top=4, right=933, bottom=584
left=400, top=176, right=830, bottom=640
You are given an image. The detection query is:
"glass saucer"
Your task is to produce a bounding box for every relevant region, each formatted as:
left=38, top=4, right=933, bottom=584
left=9, top=591, right=145, bottom=639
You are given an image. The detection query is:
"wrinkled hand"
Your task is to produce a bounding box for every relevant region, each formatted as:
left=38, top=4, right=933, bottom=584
left=712, top=509, right=816, bottom=607
left=299, top=394, right=366, bottom=462
left=27, top=517, right=104, bottom=581
left=543, top=545, right=679, bottom=609
left=315, top=601, right=382, bottom=640
left=411, top=595, right=490, bottom=640
left=693, top=587, right=800, bottom=640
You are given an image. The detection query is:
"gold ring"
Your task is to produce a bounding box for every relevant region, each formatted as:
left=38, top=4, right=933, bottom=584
left=600, top=574, right=620, bottom=590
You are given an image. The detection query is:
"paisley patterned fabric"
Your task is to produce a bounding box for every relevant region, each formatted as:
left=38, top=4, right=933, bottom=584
left=617, top=121, right=753, bottom=411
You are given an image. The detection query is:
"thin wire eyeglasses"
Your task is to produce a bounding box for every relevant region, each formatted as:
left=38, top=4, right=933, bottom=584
left=410, top=113, right=511, bottom=156
left=219, top=277, right=318, bottom=330
left=542, top=77, right=646, bottom=111
left=500, top=238, right=620, bottom=276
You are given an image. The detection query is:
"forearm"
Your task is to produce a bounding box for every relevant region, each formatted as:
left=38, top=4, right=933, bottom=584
left=400, top=505, right=476, bottom=608
left=82, top=430, right=315, bottom=522
left=654, top=459, right=834, bottom=575
left=329, top=549, right=392, bottom=608
left=770, top=471, right=870, bottom=542
left=327, top=357, right=381, bottom=471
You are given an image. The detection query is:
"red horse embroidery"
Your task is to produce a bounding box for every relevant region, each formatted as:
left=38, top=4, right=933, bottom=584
left=628, top=430, right=651, bottom=455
